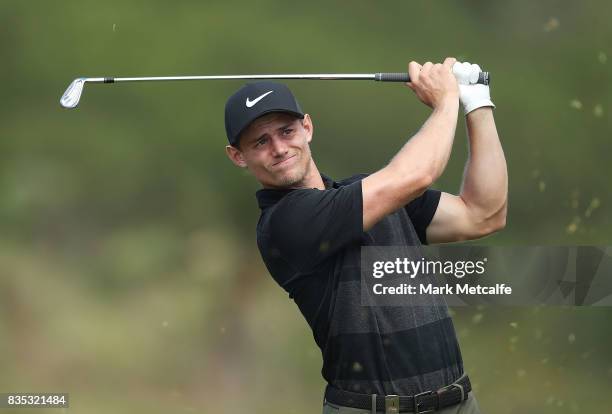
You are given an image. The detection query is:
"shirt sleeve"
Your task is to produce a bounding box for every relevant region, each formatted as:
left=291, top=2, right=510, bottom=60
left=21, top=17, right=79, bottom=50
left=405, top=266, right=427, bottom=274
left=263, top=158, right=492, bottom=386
left=268, top=180, right=363, bottom=273
left=404, top=189, right=442, bottom=245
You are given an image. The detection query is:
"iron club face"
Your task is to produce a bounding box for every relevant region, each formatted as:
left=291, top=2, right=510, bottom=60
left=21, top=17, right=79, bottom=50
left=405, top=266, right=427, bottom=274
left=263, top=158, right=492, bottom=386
left=60, top=78, right=87, bottom=109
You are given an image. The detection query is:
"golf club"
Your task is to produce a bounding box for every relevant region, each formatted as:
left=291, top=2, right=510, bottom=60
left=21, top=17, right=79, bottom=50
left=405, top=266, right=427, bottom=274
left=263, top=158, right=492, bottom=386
left=60, top=71, right=490, bottom=109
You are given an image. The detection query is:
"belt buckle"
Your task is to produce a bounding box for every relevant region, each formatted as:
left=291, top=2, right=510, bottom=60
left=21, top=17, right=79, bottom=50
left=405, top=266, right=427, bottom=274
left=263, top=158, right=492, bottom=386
left=384, top=394, right=399, bottom=414
left=413, top=390, right=436, bottom=414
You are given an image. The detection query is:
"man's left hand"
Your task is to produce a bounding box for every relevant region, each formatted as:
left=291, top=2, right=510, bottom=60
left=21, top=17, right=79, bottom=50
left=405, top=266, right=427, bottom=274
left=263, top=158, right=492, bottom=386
left=453, top=61, right=495, bottom=115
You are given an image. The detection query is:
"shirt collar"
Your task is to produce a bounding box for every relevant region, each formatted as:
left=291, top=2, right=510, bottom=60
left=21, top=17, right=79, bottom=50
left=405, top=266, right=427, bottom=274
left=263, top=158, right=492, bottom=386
left=256, top=173, right=336, bottom=210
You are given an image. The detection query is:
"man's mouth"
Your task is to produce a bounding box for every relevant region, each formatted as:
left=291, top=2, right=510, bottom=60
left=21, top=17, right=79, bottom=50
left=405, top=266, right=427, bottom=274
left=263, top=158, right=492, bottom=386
left=273, top=154, right=297, bottom=167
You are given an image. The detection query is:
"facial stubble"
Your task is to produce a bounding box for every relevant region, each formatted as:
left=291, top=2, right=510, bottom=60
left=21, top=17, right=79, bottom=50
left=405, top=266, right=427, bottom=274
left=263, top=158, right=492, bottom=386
left=273, top=145, right=313, bottom=188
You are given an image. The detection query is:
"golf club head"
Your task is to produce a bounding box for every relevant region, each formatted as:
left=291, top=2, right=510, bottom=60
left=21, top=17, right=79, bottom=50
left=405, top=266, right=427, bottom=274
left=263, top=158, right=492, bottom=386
left=60, top=78, right=86, bottom=109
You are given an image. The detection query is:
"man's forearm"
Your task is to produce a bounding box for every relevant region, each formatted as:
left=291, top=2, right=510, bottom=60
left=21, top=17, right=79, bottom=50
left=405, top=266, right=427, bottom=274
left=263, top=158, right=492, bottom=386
left=460, top=108, right=508, bottom=219
left=388, top=99, right=459, bottom=183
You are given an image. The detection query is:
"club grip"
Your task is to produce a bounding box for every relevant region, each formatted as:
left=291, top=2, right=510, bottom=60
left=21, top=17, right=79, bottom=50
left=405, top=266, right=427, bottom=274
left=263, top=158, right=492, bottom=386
left=375, top=73, right=410, bottom=82
left=375, top=72, right=490, bottom=85
left=476, top=72, right=490, bottom=85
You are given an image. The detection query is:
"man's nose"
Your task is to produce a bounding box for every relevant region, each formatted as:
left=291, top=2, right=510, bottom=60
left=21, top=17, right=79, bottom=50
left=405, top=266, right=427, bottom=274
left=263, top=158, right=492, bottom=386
left=270, top=136, right=288, bottom=156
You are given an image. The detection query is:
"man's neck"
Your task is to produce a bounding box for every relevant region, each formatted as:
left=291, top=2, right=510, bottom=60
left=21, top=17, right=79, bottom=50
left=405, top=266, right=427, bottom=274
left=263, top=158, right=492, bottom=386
left=297, top=159, right=325, bottom=190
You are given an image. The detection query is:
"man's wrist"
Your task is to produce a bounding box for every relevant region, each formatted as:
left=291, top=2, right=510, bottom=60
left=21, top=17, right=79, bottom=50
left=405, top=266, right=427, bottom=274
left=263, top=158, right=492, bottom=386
left=466, top=106, right=494, bottom=122
left=434, top=97, right=460, bottom=113
left=464, top=101, right=495, bottom=116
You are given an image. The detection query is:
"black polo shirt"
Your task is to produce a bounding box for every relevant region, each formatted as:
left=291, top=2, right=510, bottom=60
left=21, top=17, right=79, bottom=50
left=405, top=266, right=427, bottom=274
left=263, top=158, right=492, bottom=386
left=256, top=174, right=464, bottom=395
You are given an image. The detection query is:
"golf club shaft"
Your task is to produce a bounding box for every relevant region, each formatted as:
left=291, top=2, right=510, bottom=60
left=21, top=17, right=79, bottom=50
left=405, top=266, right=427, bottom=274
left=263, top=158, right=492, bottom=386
left=84, top=72, right=490, bottom=84
left=60, top=71, right=490, bottom=108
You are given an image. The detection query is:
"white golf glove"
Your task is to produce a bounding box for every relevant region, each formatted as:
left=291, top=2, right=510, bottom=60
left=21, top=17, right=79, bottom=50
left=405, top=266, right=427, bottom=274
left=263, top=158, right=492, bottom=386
left=452, top=61, right=495, bottom=115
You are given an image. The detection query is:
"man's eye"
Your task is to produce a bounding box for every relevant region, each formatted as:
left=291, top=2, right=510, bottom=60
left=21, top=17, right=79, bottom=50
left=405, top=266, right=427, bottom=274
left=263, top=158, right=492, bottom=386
left=283, top=128, right=294, bottom=135
left=255, top=138, right=267, bottom=147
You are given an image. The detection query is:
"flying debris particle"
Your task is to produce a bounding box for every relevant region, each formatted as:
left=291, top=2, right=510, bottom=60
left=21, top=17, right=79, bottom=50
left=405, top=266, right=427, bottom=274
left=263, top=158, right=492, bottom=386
left=556, top=400, right=565, bottom=408
left=509, top=336, right=519, bottom=344
left=531, top=169, right=540, bottom=179
left=472, top=313, right=484, bottom=324
left=112, top=23, right=117, bottom=32
left=538, top=181, right=546, bottom=192
left=566, top=216, right=581, bottom=234
left=569, top=99, right=583, bottom=110
left=585, top=197, right=601, bottom=218
left=545, top=396, right=555, bottom=405
left=516, top=368, right=526, bottom=378
left=162, top=321, right=169, bottom=328
left=509, top=322, right=518, bottom=329
left=319, top=241, right=330, bottom=253
left=352, top=361, right=363, bottom=372
left=598, top=51, right=608, bottom=64
left=568, top=333, right=576, bottom=344
left=543, top=17, right=560, bottom=32
left=541, top=357, right=549, bottom=364
left=220, top=326, right=226, bottom=334
left=593, top=104, right=604, bottom=117
left=534, top=329, right=543, bottom=340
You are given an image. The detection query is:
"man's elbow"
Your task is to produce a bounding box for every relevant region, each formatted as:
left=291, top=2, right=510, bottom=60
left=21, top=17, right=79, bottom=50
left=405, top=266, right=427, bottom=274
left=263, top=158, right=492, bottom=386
left=477, top=203, right=507, bottom=237
left=414, top=172, right=434, bottom=197
left=486, top=213, right=507, bottom=234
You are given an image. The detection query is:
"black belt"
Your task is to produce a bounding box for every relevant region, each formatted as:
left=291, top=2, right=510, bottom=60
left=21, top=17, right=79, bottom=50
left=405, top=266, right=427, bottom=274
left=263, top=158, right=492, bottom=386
left=324, top=374, right=471, bottom=414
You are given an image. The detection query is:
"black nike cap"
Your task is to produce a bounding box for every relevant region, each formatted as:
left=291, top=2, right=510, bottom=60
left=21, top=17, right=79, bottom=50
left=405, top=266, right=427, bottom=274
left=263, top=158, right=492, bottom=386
left=224, top=81, right=304, bottom=147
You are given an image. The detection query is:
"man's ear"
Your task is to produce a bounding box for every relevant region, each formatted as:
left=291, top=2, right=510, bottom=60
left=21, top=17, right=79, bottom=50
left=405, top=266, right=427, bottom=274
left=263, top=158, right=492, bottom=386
left=303, top=113, right=313, bottom=143
left=225, top=145, right=247, bottom=168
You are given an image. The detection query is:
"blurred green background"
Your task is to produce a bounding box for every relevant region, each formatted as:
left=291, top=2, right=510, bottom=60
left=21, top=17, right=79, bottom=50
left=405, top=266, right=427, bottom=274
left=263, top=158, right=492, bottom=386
left=1, top=0, right=611, bottom=412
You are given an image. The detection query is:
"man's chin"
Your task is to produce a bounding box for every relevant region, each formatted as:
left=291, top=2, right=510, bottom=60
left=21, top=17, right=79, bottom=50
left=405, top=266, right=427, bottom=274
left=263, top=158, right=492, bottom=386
left=266, top=169, right=306, bottom=189
left=263, top=158, right=311, bottom=189
left=275, top=174, right=303, bottom=188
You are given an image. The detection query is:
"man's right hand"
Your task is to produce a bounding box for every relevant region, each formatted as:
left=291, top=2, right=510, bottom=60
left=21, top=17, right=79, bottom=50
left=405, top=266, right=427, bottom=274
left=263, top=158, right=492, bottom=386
left=406, top=57, right=459, bottom=109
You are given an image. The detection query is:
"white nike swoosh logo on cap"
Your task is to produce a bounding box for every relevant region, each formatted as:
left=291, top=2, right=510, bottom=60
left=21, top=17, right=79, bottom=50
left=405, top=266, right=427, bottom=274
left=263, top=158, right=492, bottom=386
left=246, top=90, right=274, bottom=108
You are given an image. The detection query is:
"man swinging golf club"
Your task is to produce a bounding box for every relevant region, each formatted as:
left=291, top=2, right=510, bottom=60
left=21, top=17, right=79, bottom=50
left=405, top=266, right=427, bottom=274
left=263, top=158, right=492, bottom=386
left=224, top=57, right=507, bottom=414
